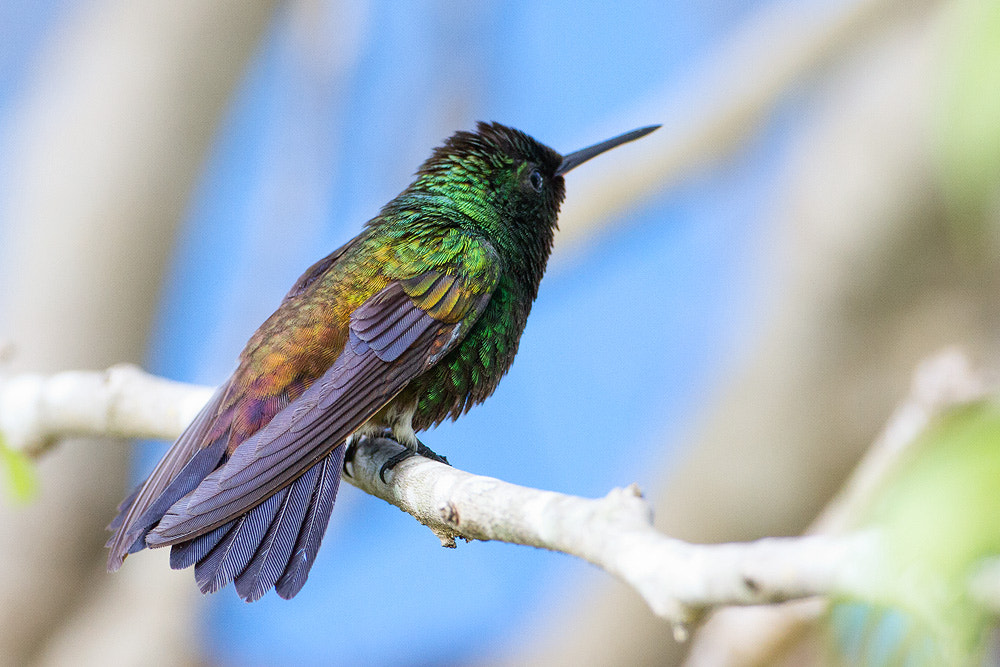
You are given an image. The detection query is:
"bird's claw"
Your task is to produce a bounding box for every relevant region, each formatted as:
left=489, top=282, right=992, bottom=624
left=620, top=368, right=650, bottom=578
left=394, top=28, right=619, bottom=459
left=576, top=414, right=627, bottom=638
left=378, top=439, right=451, bottom=483
left=415, top=441, right=449, bottom=466
left=379, top=449, right=416, bottom=483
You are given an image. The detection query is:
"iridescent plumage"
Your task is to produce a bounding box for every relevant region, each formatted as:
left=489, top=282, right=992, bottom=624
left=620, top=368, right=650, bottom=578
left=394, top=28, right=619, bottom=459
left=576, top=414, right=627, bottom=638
left=106, top=121, right=658, bottom=601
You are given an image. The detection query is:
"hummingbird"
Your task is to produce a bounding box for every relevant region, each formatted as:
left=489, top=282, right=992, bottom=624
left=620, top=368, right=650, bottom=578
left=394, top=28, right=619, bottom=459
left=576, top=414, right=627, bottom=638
left=106, top=121, right=659, bottom=602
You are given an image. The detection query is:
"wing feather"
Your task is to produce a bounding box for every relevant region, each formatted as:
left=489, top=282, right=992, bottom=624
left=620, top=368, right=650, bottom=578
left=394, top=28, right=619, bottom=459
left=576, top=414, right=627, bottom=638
left=147, top=307, right=444, bottom=544
left=106, top=384, right=229, bottom=570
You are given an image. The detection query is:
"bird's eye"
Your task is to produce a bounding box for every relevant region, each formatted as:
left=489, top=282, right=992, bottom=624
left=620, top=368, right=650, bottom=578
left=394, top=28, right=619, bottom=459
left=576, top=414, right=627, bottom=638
left=528, top=169, right=544, bottom=192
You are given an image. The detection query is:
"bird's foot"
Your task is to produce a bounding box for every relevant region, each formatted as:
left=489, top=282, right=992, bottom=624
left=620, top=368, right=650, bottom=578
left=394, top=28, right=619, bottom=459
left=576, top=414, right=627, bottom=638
left=378, top=438, right=450, bottom=483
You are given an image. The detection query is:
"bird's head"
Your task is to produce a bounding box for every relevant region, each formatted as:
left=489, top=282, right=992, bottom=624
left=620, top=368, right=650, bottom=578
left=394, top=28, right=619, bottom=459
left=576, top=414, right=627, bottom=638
left=402, top=122, right=659, bottom=263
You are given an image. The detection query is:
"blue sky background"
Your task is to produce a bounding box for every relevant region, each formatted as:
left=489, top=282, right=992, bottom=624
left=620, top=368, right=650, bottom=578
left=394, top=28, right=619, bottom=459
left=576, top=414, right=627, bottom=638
left=0, top=1, right=818, bottom=665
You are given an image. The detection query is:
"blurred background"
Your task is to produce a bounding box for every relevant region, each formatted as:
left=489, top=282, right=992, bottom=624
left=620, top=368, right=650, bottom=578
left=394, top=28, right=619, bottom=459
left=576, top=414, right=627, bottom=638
left=0, top=0, right=999, bottom=665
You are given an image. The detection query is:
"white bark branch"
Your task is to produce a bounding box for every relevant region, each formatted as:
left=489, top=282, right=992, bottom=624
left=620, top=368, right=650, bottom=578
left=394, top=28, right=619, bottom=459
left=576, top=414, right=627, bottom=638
left=0, top=357, right=987, bottom=638
left=0, top=363, right=879, bottom=632
left=344, top=435, right=875, bottom=634
left=0, top=364, right=212, bottom=457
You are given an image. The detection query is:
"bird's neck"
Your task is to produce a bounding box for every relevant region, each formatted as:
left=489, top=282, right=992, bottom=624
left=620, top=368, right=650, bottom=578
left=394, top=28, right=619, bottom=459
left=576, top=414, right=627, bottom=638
left=381, top=189, right=556, bottom=301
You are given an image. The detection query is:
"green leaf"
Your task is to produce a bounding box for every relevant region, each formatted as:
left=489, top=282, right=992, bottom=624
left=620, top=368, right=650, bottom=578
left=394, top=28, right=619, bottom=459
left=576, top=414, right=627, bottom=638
left=830, top=400, right=1000, bottom=665
left=936, top=0, right=1000, bottom=233
left=0, top=433, right=38, bottom=503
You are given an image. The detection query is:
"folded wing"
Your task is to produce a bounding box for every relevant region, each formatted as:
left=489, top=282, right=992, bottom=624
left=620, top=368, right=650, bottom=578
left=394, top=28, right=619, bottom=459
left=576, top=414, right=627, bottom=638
left=107, top=233, right=498, bottom=600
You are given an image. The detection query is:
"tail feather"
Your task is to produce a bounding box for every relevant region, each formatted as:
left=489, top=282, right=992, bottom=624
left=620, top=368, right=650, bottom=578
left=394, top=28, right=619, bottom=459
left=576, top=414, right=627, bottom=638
left=275, top=447, right=344, bottom=600
left=108, top=382, right=348, bottom=600
left=170, top=519, right=236, bottom=570
left=234, top=463, right=320, bottom=602
left=106, top=482, right=143, bottom=535
left=194, top=489, right=286, bottom=595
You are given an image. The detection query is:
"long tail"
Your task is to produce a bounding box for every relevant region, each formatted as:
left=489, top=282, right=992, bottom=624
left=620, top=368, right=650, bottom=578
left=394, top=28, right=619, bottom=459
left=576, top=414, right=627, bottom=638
left=106, top=380, right=345, bottom=601
left=176, top=447, right=344, bottom=601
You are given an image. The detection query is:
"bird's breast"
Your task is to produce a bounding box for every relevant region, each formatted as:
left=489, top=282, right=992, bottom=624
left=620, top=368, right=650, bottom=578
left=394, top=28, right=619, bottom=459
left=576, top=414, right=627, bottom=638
left=407, top=279, right=531, bottom=430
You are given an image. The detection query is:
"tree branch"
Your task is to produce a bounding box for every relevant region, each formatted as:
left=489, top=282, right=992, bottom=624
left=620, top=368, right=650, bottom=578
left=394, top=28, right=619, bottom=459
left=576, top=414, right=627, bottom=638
left=0, top=363, right=880, bottom=633
left=345, top=435, right=875, bottom=634
left=684, top=348, right=992, bottom=664
left=0, top=364, right=212, bottom=457
left=0, top=354, right=988, bottom=639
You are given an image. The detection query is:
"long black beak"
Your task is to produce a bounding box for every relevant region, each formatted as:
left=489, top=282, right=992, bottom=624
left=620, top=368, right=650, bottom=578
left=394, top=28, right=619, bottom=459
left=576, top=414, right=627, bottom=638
left=555, top=125, right=660, bottom=176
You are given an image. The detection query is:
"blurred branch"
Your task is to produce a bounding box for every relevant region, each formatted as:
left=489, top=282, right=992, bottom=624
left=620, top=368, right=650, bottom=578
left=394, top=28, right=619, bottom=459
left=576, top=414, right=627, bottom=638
left=684, top=348, right=991, bottom=666
left=555, top=0, right=934, bottom=255
left=0, top=1, right=279, bottom=663
left=810, top=348, right=988, bottom=533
